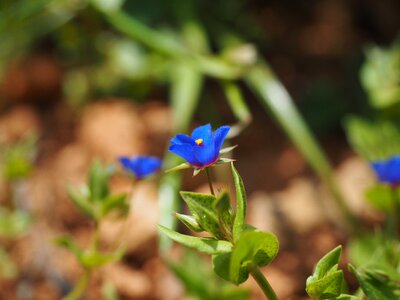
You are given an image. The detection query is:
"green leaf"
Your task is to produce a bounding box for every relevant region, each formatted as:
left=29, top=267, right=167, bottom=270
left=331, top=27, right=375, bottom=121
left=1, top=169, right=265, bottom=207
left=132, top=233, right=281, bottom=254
left=231, top=163, right=246, bottom=241
left=229, top=230, right=279, bottom=284
left=79, top=248, right=124, bottom=269
left=213, top=252, right=232, bottom=282
left=175, top=213, right=204, bottom=232
left=100, top=194, right=129, bottom=218
left=365, top=185, right=395, bottom=213
left=306, top=270, right=344, bottom=299
left=313, top=246, right=342, bottom=280
left=165, top=162, right=191, bottom=173
left=350, top=265, right=400, bottom=300
left=67, top=186, right=96, bottom=219
left=158, top=225, right=233, bottom=255
left=89, top=159, right=110, bottom=202
left=214, top=191, right=234, bottom=235
left=54, top=235, right=83, bottom=260
left=306, top=246, right=344, bottom=300
left=180, top=191, right=222, bottom=238
left=0, top=208, right=30, bottom=238
left=219, top=145, right=238, bottom=155
left=336, top=294, right=361, bottom=300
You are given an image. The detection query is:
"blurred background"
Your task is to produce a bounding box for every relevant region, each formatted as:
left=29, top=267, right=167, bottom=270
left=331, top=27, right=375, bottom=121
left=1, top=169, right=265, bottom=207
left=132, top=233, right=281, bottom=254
left=0, top=0, right=399, bottom=299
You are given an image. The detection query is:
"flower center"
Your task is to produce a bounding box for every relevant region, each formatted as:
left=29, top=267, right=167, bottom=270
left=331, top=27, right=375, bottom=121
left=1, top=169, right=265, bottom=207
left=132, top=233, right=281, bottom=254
left=195, top=138, right=203, bottom=146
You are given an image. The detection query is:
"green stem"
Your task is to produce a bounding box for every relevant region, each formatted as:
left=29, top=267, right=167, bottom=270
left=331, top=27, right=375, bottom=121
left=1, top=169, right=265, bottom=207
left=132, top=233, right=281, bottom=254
left=388, top=187, right=399, bottom=238
left=63, top=269, right=90, bottom=300
left=250, top=265, right=278, bottom=300
left=205, top=167, right=215, bottom=196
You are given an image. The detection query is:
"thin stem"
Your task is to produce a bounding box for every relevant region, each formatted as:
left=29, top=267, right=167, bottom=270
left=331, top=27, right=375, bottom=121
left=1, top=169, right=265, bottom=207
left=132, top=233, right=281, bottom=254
left=205, top=167, right=215, bottom=196
left=250, top=265, right=278, bottom=300
left=63, top=269, right=90, bottom=300
left=388, top=186, right=399, bottom=238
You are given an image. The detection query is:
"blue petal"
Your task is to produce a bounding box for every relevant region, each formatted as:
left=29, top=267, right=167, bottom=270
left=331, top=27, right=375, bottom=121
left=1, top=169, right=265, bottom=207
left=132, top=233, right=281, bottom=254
left=169, top=144, right=200, bottom=166
left=119, top=156, right=161, bottom=178
left=192, top=124, right=213, bottom=145
left=170, top=134, right=196, bottom=145
left=371, top=155, right=400, bottom=184
left=193, top=144, right=218, bottom=167
left=213, top=126, right=230, bottom=152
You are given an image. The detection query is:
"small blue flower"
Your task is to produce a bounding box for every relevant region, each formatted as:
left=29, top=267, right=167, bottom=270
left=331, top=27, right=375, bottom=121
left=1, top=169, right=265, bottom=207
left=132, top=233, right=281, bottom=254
left=118, top=156, right=162, bottom=179
left=169, top=124, right=230, bottom=169
left=371, top=155, right=400, bottom=185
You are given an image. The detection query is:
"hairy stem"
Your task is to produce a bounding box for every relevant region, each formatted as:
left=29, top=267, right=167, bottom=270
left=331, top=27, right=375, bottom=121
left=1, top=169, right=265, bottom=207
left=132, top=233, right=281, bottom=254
left=205, top=167, right=215, bottom=196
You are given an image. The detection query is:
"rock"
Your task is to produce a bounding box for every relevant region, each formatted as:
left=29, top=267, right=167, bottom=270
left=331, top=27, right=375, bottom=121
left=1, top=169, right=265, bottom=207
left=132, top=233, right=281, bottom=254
left=276, top=178, right=327, bottom=234
left=334, top=156, right=376, bottom=216
left=99, top=180, right=159, bottom=254
left=101, top=263, right=152, bottom=298
left=77, top=100, right=146, bottom=161
left=0, top=105, right=41, bottom=144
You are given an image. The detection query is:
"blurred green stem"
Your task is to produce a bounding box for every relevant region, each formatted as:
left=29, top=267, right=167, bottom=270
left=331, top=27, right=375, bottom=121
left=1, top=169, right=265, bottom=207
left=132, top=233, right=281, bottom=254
left=63, top=269, right=90, bottom=300
left=249, top=265, right=278, bottom=300
left=246, top=62, right=357, bottom=230
left=388, top=188, right=399, bottom=238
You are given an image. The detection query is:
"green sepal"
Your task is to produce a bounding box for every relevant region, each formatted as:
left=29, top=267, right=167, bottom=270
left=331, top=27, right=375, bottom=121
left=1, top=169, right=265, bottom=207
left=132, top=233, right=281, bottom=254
left=193, top=168, right=202, bottom=176
left=100, top=194, right=129, bottom=218
left=175, top=213, right=204, bottom=232
left=229, top=230, right=279, bottom=284
left=349, top=265, right=400, bottom=300
left=231, top=163, right=246, bottom=241
left=67, top=186, right=96, bottom=220
left=165, top=162, right=191, bottom=173
left=306, top=245, right=345, bottom=299
left=89, top=159, right=110, bottom=202
left=180, top=191, right=223, bottom=238
left=219, top=145, right=238, bottom=155
left=158, top=225, right=233, bottom=255
left=216, top=158, right=236, bottom=165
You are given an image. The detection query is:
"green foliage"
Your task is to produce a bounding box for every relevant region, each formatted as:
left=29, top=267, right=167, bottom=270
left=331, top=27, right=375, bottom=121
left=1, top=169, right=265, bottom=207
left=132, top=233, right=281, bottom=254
left=365, top=185, right=398, bottom=213
left=0, top=247, right=18, bottom=279
left=231, top=163, right=246, bottom=242
left=158, top=225, right=233, bottom=255
left=0, top=135, right=36, bottom=181
left=0, top=208, right=30, bottom=238
left=55, top=235, right=124, bottom=269
left=306, top=246, right=353, bottom=300
left=213, top=230, right=279, bottom=285
left=344, top=116, right=400, bottom=161
left=168, top=250, right=249, bottom=300
left=67, top=160, right=128, bottom=221
left=361, top=40, right=400, bottom=109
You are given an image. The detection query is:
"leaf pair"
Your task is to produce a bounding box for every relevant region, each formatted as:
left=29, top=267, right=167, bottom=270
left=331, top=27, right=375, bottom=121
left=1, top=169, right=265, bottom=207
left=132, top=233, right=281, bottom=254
left=55, top=236, right=124, bottom=269
left=68, top=160, right=128, bottom=221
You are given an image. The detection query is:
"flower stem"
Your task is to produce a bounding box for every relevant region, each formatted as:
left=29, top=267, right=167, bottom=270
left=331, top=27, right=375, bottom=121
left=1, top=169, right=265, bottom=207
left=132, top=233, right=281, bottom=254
left=63, top=269, right=90, bottom=300
left=249, top=265, right=278, bottom=300
left=205, top=167, right=215, bottom=196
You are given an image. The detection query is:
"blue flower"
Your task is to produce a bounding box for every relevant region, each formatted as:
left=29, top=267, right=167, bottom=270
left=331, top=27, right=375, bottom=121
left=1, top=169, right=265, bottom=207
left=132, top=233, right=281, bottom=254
left=371, top=155, right=400, bottom=185
left=118, top=156, right=162, bottom=179
left=169, top=124, right=230, bottom=168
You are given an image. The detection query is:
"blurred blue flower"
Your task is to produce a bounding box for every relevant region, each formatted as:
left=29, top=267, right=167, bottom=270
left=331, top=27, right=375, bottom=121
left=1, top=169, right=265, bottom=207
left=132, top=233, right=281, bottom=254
left=371, top=155, right=400, bottom=185
left=118, top=156, right=162, bottom=179
left=169, top=124, right=230, bottom=168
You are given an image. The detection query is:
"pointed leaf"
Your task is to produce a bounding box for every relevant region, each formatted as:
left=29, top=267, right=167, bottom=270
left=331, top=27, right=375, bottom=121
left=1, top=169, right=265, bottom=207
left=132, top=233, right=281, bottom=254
left=165, top=162, right=191, bottom=173
left=231, top=163, right=246, bottom=241
left=67, top=186, right=96, bottom=219
left=100, top=194, right=129, bottom=218
left=80, top=247, right=124, bottom=269
left=175, top=213, right=204, bottom=232
left=158, top=225, right=232, bottom=255
left=180, top=192, right=222, bottom=238
left=54, top=235, right=83, bottom=260
left=193, top=168, right=202, bottom=176
left=306, top=270, right=344, bottom=299
left=214, top=191, right=234, bottom=233
left=89, top=159, right=110, bottom=202
left=219, top=145, right=238, bottom=155
left=230, top=230, right=279, bottom=284
left=313, top=245, right=342, bottom=280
